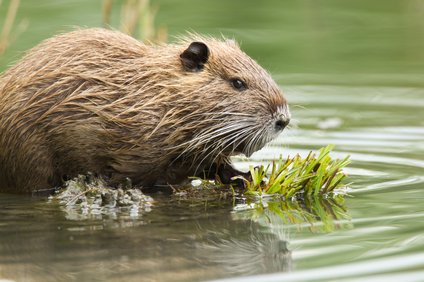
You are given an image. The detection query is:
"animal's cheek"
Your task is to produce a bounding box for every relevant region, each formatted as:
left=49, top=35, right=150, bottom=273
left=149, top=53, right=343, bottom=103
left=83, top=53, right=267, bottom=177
left=241, top=95, right=268, bottom=111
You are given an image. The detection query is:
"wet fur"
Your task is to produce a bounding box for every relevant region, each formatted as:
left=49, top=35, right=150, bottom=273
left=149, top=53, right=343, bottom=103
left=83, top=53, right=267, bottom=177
left=0, top=28, right=289, bottom=192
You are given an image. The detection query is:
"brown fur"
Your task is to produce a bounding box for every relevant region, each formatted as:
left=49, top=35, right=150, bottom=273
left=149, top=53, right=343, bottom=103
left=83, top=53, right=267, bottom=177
left=0, top=28, right=290, bottom=193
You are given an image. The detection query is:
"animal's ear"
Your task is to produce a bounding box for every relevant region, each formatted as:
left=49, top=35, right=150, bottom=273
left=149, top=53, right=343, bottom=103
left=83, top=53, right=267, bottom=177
left=180, top=42, right=209, bottom=72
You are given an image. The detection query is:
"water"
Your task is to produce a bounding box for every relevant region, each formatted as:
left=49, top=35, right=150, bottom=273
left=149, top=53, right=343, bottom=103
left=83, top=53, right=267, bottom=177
left=1, top=0, right=424, bottom=281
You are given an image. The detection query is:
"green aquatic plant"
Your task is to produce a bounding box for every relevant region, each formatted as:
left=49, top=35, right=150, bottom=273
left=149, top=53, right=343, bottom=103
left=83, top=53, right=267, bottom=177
left=234, top=145, right=351, bottom=197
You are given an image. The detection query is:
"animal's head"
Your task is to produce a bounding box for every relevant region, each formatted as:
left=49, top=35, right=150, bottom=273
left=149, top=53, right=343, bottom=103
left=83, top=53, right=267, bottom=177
left=166, top=36, right=290, bottom=166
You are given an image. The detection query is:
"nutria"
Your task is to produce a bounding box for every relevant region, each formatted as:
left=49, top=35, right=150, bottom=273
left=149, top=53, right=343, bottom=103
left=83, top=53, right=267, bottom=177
left=0, top=28, right=290, bottom=193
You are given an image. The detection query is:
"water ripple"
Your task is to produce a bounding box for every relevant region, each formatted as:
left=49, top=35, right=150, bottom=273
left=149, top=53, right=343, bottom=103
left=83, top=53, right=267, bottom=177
left=352, top=176, right=424, bottom=193
left=211, top=253, right=424, bottom=282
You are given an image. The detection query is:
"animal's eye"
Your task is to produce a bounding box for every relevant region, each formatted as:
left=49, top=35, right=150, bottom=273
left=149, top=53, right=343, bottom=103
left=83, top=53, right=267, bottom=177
left=230, top=78, right=247, bottom=91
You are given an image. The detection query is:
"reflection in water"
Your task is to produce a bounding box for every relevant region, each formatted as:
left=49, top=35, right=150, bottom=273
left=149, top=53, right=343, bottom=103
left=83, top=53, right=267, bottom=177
left=0, top=195, right=289, bottom=281
left=53, top=188, right=351, bottom=275
left=195, top=220, right=291, bottom=276
left=0, top=192, right=350, bottom=281
left=192, top=195, right=352, bottom=278
left=233, top=195, right=352, bottom=234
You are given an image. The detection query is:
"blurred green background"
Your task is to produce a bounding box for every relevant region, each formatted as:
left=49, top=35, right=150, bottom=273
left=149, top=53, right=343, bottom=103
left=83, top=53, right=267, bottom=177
left=1, top=0, right=424, bottom=84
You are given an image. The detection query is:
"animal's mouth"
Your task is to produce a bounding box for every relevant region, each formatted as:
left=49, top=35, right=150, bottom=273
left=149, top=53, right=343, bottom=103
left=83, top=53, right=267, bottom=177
left=220, top=142, right=245, bottom=158
left=219, top=109, right=291, bottom=159
left=224, top=121, right=289, bottom=158
left=224, top=141, right=253, bottom=158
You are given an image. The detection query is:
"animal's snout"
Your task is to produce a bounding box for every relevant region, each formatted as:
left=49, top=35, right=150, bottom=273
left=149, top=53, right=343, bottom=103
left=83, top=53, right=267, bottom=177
left=274, top=104, right=291, bottom=132
left=275, top=116, right=290, bottom=131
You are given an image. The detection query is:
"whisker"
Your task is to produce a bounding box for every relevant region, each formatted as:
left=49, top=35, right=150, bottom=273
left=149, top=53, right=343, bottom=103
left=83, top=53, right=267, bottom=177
left=193, top=126, right=256, bottom=174
left=245, top=125, right=264, bottom=156
left=170, top=122, right=249, bottom=151
left=170, top=121, right=254, bottom=166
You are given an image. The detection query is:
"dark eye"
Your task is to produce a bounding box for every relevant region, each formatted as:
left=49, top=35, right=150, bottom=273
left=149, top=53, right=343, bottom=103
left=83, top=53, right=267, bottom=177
left=230, top=78, right=247, bottom=91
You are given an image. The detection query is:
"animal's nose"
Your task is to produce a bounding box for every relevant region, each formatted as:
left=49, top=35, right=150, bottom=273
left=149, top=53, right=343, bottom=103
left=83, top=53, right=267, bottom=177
left=275, top=117, right=290, bottom=131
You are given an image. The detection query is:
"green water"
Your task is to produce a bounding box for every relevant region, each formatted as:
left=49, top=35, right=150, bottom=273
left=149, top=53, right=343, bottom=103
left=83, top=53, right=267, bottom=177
left=1, top=1, right=424, bottom=281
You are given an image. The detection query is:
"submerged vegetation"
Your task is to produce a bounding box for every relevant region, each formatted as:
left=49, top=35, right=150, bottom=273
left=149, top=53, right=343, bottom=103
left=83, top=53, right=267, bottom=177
left=235, top=145, right=351, bottom=197
left=52, top=174, right=154, bottom=220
